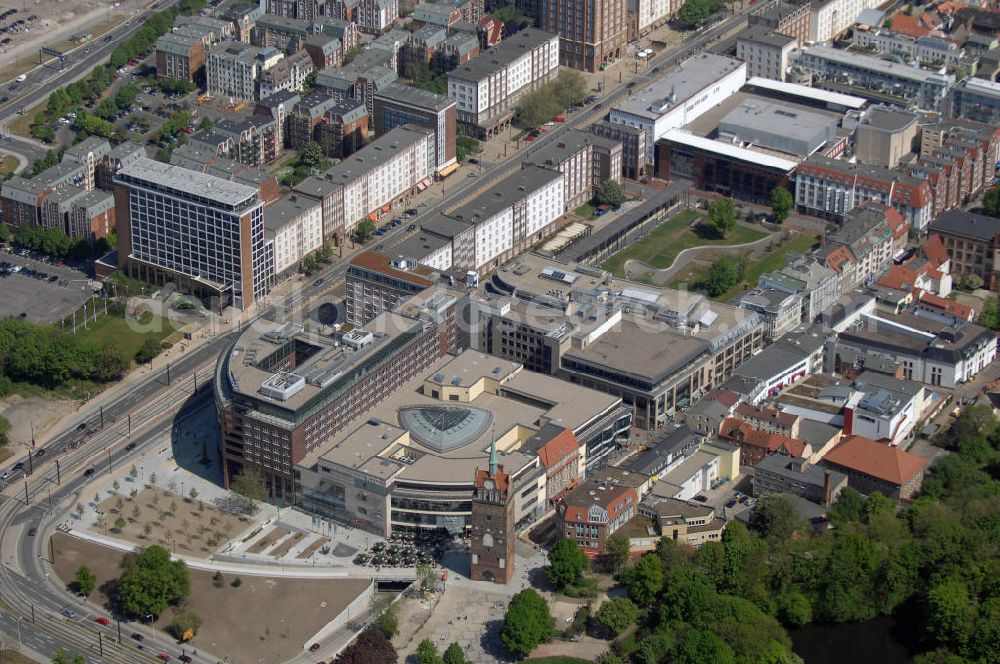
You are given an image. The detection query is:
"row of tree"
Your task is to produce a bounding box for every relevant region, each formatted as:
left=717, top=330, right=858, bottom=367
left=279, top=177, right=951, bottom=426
left=516, top=70, right=588, bottom=129
left=676, top=0, right=727, bottom=29
left=526, top=405, right=1000, bottom=663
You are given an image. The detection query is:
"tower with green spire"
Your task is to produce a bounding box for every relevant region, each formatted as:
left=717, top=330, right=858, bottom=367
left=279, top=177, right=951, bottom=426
left=470, top=428, right=515, bottom=583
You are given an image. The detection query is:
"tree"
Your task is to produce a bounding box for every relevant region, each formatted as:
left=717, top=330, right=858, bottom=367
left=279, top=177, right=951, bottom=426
left=117, top=545, right=191, bottom=618
left=925, top=577, right=973, bottom=652
left=354, top=219, right=376, bottom=243
left=334, top=626, right=397, bottom=664
left=197, top=117, right=213, bottom=132
left=501, top=588, right=553, bottom=659
left=75, top=565, right=96, bottom=597
left=52, top=650, right=85, bottom=664
left=596, top=597, right=638, bottom=636
left=978, top=298, right=1000, bottom=330
left=230, top=466, right=267, bottom=514
left=618, top=553, right=664, bottom=605
left=705, top=256, right=740, bottom=297
left=442, top=643, right=470, bottom=664
left=171, top=608, right=202, bottom=638
left=771, top=187, right=793, bottom=223
left=546, top=538, right=589, bottom=590
left=298, top=141, right=326, bottom=170
left=114, top=515, right=127, bottom=532
left=416, top=639, right=442, bottom=664
left=188, top=488, right=199, bottom=502
left=673, top=629, right=735, bottom=664
left=135, top=338, right=161, bottom=364
left=748, top=494, right=806, bottom=544
left=829, top=486, right=864, bottom=524
left=677, top=0, right=722, bottom=29
left=597, top=180, right=625, bottom=207
left=488, top=7, right=534, bottom=34
left=456, top=134, right=480, bottom=161
left=416, top=563, right=438, bottom=595
left=605, top=534, right=631, bottom=574
left=376, top=600, right=400, bottom=637
left=984, top=185, right=1000, bottom=218
left=707, top=198, right=737, bottom=237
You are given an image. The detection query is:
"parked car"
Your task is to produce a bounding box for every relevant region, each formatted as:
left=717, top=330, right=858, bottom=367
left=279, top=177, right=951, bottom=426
left=131, top=633, right=145, bottom=641
left=94, top=616, right=110, bottom=625
left=310, top=644, right=321, bottom=652
left=156, top=655, right=171, bottom=662
left=406, top=224, right=416, bottom=232
left=83, top=468, right=95, bottom=477
left=62, top=608, right=75, bottom=618
left=33, top=448, right=45, bottom=458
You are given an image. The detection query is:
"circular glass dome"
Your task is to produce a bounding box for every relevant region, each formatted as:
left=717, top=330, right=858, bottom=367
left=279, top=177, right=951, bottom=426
left=398, top=405, right=493, bottom=453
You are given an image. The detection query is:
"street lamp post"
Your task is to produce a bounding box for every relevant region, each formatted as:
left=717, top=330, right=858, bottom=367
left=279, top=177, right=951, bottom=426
left=16, top=616, right=24, bottom=648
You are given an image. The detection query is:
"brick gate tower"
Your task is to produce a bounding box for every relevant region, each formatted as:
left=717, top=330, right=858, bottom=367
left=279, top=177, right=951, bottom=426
left=469, top=434, right=515, bottom=583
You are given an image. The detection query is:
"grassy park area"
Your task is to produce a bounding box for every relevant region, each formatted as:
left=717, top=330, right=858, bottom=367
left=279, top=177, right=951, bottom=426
left=67, top=309, right=174, bottom=361
left=601, top=210, right=768, bottom=276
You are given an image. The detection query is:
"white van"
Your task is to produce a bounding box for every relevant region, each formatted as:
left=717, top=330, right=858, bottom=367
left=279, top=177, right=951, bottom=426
left=15, top=74, right=26, bottom=82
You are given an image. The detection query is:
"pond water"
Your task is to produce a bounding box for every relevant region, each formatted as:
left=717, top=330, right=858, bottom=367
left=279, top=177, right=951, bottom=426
left=790, top=615, right=920, bottom=664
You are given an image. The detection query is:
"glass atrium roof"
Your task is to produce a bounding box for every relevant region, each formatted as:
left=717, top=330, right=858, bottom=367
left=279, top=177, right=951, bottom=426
left=398, top=405, right=493, bottom=453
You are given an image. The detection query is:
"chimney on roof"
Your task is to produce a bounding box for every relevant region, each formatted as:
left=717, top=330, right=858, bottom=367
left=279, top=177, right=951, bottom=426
left=822, top=470, right=833, bottom=508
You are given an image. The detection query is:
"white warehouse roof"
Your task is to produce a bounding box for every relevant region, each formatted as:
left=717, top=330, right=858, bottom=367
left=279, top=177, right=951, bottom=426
left=663, top=129, right=799, bottom=171
left=746, top=76, right=868, bottom=110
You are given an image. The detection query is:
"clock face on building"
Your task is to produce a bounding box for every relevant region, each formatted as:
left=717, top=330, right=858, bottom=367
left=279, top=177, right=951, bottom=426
left=483, top=479, right=495, bottom=490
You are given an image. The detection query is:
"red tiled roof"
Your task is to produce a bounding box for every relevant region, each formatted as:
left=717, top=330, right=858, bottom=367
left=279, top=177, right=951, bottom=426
left=824, top=245, right=855, bottom=274
left=923, top=234, right=949, bottom=268
left=475, top=466, right=510, bottom=492
left=891, top=14, right=932, bottom=37
left=885, top=207, right=909, bottom=239
left=823, top=435, right=927, bottom=485
left=916, top=290, right=974, bottom=320
left=734, top=403, right=798, bottom=428
left=715, top=389, right=742, bottom=408
left=719, top=418, right=808, bottom=457
left=537, top=428, right=580, bottom=471
left=879, top=265, right=921, bottom=291
left=559, top=481, right=636, bottom=524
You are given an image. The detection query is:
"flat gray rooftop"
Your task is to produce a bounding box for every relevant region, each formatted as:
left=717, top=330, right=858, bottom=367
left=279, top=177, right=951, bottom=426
left=375, top=82, right=455, bottom=112
left=116, top=157, right=259, bottom=207
left=321, top=125, right=431, bottom=185
left=614, top=53, right=744, bottom=121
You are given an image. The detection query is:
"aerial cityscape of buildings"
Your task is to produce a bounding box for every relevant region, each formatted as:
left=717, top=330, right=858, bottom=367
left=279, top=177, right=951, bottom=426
left=0, top=0, right=999, bottom=661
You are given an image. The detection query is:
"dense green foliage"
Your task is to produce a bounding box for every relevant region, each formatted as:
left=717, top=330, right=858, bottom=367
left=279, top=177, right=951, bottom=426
left=983, top=184, right=1000, bottom=218
left=546, top=538, right=590, bottom=590
left=676, top=0, right=726, bottom=29
left=52, top=650, right=85, bottom=664
left=335, top=626, right=397, bottom=663
left=606, top=406, right=1000, bottom=663
left=598, top=180, right=626, bottom=207
left=456, top=134, right=480, bottom=162
left=705, top=255, right=743, bottom=297
left=280, top=141, right=332, bottom=187
left=597, top=597, right=639, bottom=636
left=488, top=7, right=534, bottom=34
left=74, top=565, right=96, bottom=597
left=501, top=589, right=554, bottom=658
left=0, top=316, right=136, bottom=391
left=0, top=414, right=9, bottom=448
left=707, top=198, right=737, bottom=237
left=979, top=298, right=1000, bottom=330
left=117, top=545, right=190, bottom=618
left=770, top=187, right=793, bottom=223
left=410, top=62, right=448, bottom=95
left=14, top=223, right=89, bottom=259
left=516, top=70, right=588, bottom=128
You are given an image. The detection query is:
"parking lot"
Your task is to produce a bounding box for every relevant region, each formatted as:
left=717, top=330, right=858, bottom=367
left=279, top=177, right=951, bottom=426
left=0, top=247, right=98, bottom=324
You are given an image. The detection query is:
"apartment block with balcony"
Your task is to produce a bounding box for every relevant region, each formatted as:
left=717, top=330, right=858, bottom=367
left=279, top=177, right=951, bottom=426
left=156, top=32, right=205, bottom=82
left=540, top=0, right=627, bottom=73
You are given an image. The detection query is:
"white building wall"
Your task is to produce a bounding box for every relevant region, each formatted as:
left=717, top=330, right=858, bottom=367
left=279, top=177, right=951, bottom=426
left=524, top=176, right=565, bottom=236
left=474, top=208, right=515, bottom=270
left=423, top=242, right=453, bottom=272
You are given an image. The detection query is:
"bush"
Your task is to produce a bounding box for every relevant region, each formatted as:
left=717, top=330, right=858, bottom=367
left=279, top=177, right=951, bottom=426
left=231, top=577, right=242, bottom=588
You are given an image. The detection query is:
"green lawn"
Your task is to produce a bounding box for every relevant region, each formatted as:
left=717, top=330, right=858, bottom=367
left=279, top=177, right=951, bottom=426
left=601, top=210, right=767, bottom=276
left=65, top=309, right=173, bottom=359
left=575, top=202, right=597, bottom=219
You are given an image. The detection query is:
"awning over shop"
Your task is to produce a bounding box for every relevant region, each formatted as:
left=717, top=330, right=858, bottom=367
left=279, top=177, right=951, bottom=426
left=381, top=204, right=391, bottom=213
left=437, top=162, right=460, bottom=178
left=368, top=212, right=378, bottom=221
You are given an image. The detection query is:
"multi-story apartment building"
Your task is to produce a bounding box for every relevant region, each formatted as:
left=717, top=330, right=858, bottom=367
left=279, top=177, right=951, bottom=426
left=521, top=129, right=623, bottom=209
left=215, top=289, right=460, bottom=501
left=266, top=0, right=319, bottom=20
left=609, top=54, right=746, bottom=164
left=288, top=92, right=342, bottom=149
left=170, top=145, right=282, bottom=206
left=753, top=455, right=846, bottom=506
left=410, top=166, right=566, bottom=276
left=854, top=30, right=964, bottom=66
left=257, top=50, right=313, bottom=99
left=758, top=254, right=838, bottom=323
left=373, top=83, right=457, bottom=175
left=292, top=125, right=435, bottom=242
left=929, top=210, right=1000, bottom=291
left=590, top=121, right=648, bottom=179
left=316, top=99, right=369, bottom=160
left=62, top=136, right=111, bottom=192
left=254, top=90, right=300, bottom=152
left=213, top=116, right=282, bottom=166
left=328, top=0, right=398, bottom=34
left=557, top=479, right=636, bottom=555
left=949, top=78, right=1000, bottom=125
left=206, top=41, right=278, bottom=102
left=434, top=31, right=480, bottom=74
left=155, top=33, right=205, bottom=82
left=540, top=0, right=627, bottom=73
left=303, top=33, right=345, bottom=69
left=315, top=48, right=397, bottom=114
left=253, top=14, right=312, bottom=53
left=740, top=288, right=802, bottom=341
left=1, top=177, right=54, bottom=231
left=809, top=0, right=881, bottom=43
left=345, top=251, right=436, bottom=325
left=447, top=28, right=560, bottom=138
left=736, top=25, right=796, bottom=81
left=819, top=202, right=899, bottom=291
left=221, top=2, right=262, bottom=43
left=748, top=0, right=810, bottom=46
left=264, top=194, right=323, bottom=278
left=113, top=158, right=269, bottom=310
left=793, top=45, right=955, bottom=111
left=95, top=141, right=147, bottom=192
left=628, top=0, right=683, bottom=39
left=794, top=154, right=934, bottom=231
